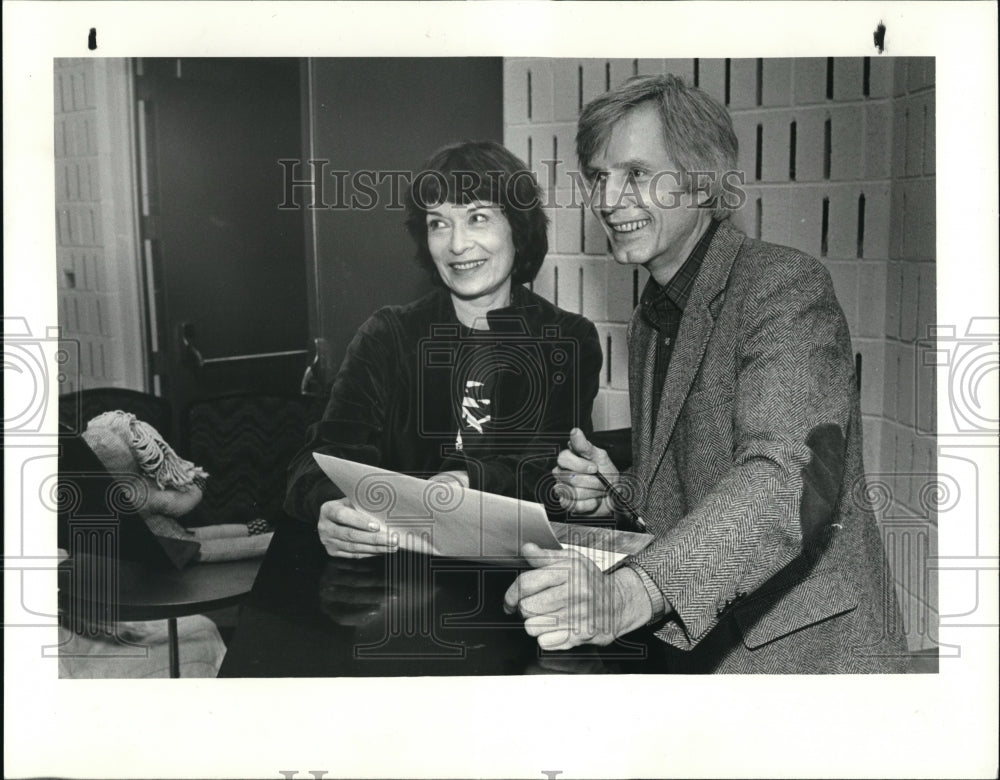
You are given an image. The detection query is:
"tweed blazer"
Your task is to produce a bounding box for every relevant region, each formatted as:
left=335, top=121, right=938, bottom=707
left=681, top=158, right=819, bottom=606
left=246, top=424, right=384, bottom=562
left=625, top=220, right=907, bottom=673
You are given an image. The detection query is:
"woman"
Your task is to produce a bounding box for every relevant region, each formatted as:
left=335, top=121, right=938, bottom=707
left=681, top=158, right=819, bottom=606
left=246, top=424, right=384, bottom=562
left=284, top=140, right=603, bottom=557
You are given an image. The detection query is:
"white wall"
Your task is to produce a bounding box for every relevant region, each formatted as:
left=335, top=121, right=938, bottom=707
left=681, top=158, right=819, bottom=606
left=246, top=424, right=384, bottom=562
left=55, top=58, right=146, bottom=393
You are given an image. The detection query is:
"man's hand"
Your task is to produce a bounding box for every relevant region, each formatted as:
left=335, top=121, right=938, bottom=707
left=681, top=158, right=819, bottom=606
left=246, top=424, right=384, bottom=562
left=551, top=427, right=617, bottom=516
left=318, top=497, right=399, bottom=558
left=503, top=542, right=653, bottom=650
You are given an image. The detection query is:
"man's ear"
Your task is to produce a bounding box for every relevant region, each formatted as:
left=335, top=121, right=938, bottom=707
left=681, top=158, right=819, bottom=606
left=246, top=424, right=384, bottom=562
left=695, top=191, right=716, bottom=209
left=689, top=171, right=716, bottom=209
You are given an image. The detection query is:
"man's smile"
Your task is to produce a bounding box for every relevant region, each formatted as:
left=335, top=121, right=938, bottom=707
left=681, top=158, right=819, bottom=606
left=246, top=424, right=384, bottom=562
left=607, top=217, right=651, bottom=235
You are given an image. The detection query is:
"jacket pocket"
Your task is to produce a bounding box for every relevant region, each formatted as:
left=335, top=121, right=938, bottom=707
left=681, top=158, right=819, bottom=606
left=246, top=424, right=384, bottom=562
left=732, top=569, right=861, bottom=650
left=683, top=387, right=733, bottom=415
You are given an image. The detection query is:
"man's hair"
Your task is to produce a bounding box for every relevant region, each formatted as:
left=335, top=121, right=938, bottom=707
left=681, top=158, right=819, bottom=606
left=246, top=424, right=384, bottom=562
left=404, top=140, right=549, bottom=286
left=576, top=74, right=740, bottom=220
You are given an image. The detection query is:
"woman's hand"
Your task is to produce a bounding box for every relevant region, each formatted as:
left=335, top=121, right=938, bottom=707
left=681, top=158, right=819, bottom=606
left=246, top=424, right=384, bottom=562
left=317, top=497, right=399, bottom=558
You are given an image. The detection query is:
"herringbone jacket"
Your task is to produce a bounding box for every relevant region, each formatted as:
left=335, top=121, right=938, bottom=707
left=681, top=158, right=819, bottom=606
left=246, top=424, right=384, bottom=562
left=624, top=220, right=908, bottom=673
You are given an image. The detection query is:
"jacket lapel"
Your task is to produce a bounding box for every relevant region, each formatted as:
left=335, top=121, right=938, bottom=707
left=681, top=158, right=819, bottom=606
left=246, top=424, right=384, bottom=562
left=644, top=221, right=744, bottom=482
left=628, top=307, right=657, bottom=483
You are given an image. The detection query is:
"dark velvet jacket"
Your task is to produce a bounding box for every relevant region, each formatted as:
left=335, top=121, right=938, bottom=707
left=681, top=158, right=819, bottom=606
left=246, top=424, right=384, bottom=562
left=284, top=285, right=602, bottom=524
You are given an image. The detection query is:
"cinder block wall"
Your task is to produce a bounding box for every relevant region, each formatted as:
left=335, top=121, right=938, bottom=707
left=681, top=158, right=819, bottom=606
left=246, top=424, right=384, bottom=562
left=54, top=58, right=144, bottom=393
left=55, top=59, right=108, bottom=391
left=504, top=57, right=937, bottom=650
left=882, top=57, right=938, bottom=652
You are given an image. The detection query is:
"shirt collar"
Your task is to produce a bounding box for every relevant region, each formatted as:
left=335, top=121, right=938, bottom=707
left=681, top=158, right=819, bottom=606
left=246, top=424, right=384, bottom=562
left=640, top=218, right=719, bottom=318
left=485, top=284, right=542, bottom=334
left=438, top=284, right=543, bottom=335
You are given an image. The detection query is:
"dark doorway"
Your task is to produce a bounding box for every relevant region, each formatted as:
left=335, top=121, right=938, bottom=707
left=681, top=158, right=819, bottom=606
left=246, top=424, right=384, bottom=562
left=135, top=58, right=310, bottom=413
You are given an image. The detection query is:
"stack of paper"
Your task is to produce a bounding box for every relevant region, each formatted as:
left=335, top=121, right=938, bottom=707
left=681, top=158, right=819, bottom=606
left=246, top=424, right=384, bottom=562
left=312, top=453, right=653, bottom=571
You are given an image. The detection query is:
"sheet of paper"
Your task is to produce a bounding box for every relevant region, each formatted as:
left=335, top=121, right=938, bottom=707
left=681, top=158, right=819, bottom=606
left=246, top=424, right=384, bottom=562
left=312, top=453, right=564, bottom=561
left=549, top=520, right=654, bottom=556
left=562, top=544, right=629, bottom=571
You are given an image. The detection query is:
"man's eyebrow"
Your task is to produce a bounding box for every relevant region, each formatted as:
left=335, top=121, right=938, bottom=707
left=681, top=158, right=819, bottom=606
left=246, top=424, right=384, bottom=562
left=586, top=158, right=654, bottom=174
left=618, top=157, right=654, bottom=170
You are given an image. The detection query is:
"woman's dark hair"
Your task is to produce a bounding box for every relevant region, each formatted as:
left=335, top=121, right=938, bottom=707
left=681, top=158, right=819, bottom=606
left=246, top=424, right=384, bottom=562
left=404, top=140, right=549, bottom=286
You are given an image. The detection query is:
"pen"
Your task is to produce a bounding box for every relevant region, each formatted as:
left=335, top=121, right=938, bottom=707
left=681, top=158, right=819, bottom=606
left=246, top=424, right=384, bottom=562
left=592, top=470, right=647, bottom=533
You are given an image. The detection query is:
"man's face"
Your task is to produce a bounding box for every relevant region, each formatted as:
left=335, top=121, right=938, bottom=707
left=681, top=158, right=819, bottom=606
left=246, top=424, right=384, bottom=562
left=586, top=103, right=710, bottom=285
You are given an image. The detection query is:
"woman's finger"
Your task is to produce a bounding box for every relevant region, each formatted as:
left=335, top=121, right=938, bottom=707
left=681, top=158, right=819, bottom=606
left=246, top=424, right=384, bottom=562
left=322, top=537, right=397, bottom=555
left=323, top=546, right=382, bottom=559
left=335, top=525, right=397, bottom=548
left=325, top=502, right=385, bottom=533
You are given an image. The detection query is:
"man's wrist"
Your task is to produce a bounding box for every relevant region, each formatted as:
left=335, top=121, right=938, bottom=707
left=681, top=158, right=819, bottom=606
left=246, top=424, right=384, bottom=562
left=624, top=562, right=668, bottom=624
left=611, top=566, right=655, bottom=637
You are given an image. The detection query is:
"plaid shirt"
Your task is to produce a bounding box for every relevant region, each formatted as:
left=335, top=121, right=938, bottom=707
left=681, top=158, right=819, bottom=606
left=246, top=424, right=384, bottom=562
left=640, top=219, right=719, bottom=425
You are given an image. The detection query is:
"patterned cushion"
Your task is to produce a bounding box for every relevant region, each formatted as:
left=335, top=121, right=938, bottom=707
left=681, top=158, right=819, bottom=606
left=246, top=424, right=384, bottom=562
left=183, top=394, right=323, bottom=524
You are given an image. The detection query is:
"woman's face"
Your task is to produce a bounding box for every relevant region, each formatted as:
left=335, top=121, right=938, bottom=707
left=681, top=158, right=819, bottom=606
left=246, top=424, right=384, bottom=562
left=425, top=201, right=516, bottom=305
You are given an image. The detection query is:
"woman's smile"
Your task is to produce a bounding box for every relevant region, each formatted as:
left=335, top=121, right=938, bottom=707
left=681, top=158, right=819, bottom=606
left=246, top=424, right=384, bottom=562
left=449, top=258, right=489, bottom=272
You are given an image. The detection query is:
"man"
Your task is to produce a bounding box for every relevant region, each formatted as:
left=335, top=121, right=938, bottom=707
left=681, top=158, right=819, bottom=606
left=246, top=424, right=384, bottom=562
left=503, top=74, right=907, bottom=673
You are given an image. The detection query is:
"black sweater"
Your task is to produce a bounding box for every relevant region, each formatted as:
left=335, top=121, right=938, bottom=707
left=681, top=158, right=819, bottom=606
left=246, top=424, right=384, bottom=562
left=284, top=284, right=602, bottom=524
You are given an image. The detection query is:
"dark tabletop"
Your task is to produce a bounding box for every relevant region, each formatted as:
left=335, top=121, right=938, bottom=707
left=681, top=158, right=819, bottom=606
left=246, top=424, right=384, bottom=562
left=59, top=553, right=262, bottom=622
left=218, top=516, right=686, bottom=677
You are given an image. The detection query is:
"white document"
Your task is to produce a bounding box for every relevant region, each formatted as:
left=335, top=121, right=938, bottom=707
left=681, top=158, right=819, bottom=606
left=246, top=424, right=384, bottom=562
left=561, top=544, right=629, bottom=571
left=312, top=453, right=627, bottom=570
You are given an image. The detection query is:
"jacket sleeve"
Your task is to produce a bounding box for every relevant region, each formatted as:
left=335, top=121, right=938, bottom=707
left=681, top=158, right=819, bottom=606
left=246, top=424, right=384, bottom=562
left=284, top=311, right=395, bottom=524
left=441, top=319, right=603, bottom=506
left=629, top=257, right=854, bottom=649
